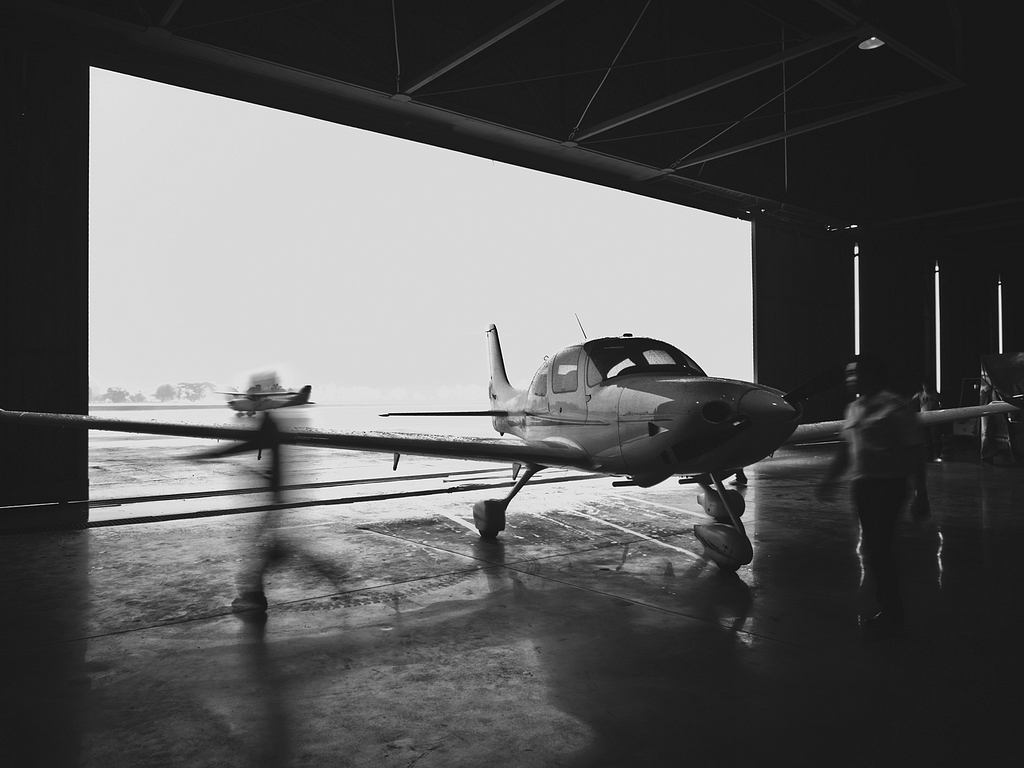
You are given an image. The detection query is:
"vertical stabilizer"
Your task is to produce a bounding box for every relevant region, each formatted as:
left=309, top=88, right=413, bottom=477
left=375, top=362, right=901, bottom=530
left=486, top=324, right=517, bottom=403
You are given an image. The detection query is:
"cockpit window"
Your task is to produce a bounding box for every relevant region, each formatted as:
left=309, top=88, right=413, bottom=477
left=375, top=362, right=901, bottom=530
left=585, top=338, right=704, bottom=385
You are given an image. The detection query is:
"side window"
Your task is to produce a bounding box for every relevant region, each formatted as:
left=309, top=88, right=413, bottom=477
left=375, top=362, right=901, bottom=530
left=587, top=357, right=602, bottom=387
left=531, top=368, right=548, bottom=397
left=551, top=347, right=581, bottom=394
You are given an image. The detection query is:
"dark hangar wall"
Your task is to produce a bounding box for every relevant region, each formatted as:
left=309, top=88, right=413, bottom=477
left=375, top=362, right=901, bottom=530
left=0, top=28, right=90, bottom=521
left=754, top=219, right=1023, bottom=420
left=861, top=236, right=1023, bottom=409
left=754, top=220, right=1024, bottom=419
left=752, top=223, right=853, bottom=423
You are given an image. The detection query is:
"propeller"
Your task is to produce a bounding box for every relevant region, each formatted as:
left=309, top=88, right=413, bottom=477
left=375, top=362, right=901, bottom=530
left=783, top=365, right=845, bottom=405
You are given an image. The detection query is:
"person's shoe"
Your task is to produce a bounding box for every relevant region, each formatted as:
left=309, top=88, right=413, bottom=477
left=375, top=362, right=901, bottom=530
left=232, top=590, right=268, bottom=612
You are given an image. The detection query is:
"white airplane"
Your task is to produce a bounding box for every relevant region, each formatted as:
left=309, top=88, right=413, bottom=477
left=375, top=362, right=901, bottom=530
left=1, top=325, right=1018, bottom=570
left=216, top=384, right=313, bottom=417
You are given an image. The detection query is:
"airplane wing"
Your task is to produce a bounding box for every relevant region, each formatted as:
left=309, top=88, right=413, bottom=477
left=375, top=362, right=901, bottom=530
left=786, top=400, right=1021, bottom=444
left=0, top=410, right=594, bottom=470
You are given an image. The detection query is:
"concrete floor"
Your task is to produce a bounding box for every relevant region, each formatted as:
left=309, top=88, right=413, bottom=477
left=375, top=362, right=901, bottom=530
left=2, top=439, right=1022, bottom=767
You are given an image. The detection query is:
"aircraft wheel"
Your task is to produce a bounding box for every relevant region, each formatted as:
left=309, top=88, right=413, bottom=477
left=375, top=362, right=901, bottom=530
left=693, top=523, right=752, bottom=570
left=473, top=499, right=506, bottom=539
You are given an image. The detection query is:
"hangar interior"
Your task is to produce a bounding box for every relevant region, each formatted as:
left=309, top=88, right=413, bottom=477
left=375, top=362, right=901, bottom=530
left=3, top=0, right=1022, bottom=511
left=2, top=2, right=1022, bottom=766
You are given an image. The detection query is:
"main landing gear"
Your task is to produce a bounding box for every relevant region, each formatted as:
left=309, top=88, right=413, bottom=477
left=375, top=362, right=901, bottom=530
left=473, top=464, right=541, bottom=539
left=692, top=474, right=752, bottom=571
left=470, top=465, right=752, bottom=572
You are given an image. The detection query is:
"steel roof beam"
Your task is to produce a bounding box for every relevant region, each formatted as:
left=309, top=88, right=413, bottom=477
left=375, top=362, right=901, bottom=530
left=665, top=82, right=958, bottom=171
left=401, top=0, right=566, bottom=96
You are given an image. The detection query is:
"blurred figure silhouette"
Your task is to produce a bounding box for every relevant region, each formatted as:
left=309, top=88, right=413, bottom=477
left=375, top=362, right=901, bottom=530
left=198, top=412, right=346, bottom=612
left=819, top=356, right=929, bottom=631
left=911, top=381, right=943, bottom=461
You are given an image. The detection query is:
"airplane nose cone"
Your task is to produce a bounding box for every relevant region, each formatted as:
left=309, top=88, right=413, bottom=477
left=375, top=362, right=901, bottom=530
left=737, top=387, right=797, bottom=429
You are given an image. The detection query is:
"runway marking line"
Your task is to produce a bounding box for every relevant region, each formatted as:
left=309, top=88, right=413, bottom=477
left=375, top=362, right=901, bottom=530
left=437, top=512, right=479, bottom=533
left=616, top=494, right=707, bottom=520
left=563, top=508, right=702, bottom=559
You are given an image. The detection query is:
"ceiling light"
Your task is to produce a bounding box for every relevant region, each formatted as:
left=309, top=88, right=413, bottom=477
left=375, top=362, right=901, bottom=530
left=858, top=37, right=885, bottom=50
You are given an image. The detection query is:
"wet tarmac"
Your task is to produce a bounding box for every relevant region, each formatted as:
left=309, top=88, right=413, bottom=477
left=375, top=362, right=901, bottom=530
left=2, top=438, right=1022, bottom=766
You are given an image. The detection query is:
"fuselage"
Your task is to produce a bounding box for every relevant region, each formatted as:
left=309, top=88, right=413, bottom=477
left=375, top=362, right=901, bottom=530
left=491, top=335, right=798, bottom=483
left=227, top=397, right=291, bottom=413
left=226, top=385, right=312, bottom=416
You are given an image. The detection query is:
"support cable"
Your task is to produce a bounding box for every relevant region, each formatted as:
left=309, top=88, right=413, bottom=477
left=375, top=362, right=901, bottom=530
left=668, top=39, right=855, bottom=171
left=392, top=0, right=401, bottom=93
left=568, top=0, right=651, bottom=141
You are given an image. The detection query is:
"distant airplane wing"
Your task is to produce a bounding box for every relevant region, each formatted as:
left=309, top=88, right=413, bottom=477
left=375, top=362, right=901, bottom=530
left=0, top=410, right=594, bottom=470
left=786, top=400, right=1020, bottom=444
left=215, top=391, right=302, bottom=398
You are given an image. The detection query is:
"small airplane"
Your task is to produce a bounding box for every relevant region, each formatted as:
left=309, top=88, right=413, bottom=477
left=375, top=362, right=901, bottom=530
left=1, top=325, right=1018, bottom=571
left=216, top=383, right=313, bottom=416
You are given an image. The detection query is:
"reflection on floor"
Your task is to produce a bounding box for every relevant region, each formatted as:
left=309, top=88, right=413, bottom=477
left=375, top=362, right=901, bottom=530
left=2, top=441, right=1022, bottom=766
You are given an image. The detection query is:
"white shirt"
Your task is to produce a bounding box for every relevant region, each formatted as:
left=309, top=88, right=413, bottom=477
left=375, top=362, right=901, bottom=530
left=843, top=391, right=923, bottom=479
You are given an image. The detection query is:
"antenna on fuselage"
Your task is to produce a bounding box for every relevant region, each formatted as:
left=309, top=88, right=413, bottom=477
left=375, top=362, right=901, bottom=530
left=574, top=313, right=588, bottom=340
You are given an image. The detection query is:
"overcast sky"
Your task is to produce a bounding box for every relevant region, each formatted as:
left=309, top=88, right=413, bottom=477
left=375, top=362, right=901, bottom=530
left=89, top=67, right=752, bottom=402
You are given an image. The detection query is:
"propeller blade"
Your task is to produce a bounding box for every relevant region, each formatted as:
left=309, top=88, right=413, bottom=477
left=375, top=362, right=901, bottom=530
left=784, top=365, right=845, bottom=405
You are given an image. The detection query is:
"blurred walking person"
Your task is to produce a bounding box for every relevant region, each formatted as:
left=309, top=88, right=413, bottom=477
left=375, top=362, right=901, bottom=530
left=819, top=356, right=929, bottom=631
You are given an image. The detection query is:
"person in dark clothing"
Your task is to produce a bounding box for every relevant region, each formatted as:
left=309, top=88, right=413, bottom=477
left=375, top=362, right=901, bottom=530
left=819, top=356, right=929, bottom=631
left=911, top=382, right=943, bottom=460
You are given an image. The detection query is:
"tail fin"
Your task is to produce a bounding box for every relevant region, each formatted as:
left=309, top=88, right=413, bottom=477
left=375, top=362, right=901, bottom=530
left=295, top=385, right=312, bottom=405
left=486, top=325, right=517, bottom=404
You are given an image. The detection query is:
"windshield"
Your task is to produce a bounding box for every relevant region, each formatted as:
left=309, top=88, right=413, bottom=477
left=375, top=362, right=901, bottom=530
left=584, top=338, right=705, bottom=385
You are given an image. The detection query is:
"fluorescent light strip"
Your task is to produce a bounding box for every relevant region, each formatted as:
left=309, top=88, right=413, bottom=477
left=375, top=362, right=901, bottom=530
left=935, top=261, right=941, bottom=388
left=853, top=244, right=860, bottom=355
left=998, top=275, right=1004, bottom=354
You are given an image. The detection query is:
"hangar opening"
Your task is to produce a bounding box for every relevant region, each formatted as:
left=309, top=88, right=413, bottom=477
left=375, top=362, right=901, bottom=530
left=88, top=67, right=754, bottom=409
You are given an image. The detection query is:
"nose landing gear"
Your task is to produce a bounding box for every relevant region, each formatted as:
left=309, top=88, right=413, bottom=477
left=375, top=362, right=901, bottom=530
left=693, top=475, right=752, bottom=571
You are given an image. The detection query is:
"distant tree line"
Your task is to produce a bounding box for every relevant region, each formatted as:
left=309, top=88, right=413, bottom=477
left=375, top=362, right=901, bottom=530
left=89, top=382, right=215, bottom=403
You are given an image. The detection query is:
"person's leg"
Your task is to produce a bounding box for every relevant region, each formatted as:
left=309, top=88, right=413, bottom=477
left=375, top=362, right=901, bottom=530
left=854, top=478, right=908, bottom=625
